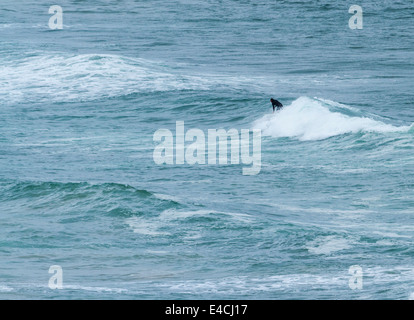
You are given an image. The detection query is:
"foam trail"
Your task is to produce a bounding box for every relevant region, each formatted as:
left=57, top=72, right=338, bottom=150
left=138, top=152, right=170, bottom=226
left=253, top=97, right=412, bottom=141
left=0, top=53, right=212, bottom=104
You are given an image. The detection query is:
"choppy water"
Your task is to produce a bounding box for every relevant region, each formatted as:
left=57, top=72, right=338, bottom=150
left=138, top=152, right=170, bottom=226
left=1, top=0, right=413, bottom=299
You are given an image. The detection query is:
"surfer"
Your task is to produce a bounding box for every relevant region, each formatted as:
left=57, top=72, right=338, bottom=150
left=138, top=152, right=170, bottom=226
left=270, top=98, right=283, bottom=113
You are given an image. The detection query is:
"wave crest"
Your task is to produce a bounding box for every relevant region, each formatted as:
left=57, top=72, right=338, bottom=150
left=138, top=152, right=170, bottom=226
left=253, top=97, right=412, bottom=141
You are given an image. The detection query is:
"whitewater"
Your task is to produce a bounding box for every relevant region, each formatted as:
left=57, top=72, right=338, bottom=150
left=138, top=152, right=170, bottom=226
left=254, top=97, right=413, bottom=141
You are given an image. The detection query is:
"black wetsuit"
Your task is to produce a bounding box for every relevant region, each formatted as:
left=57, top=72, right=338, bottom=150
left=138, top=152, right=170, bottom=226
left=270, top=98, right=283, bottom=112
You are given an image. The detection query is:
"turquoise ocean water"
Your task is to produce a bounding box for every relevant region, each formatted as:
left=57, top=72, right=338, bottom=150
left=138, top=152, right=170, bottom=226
left=0, top=1, right=413, bottom=299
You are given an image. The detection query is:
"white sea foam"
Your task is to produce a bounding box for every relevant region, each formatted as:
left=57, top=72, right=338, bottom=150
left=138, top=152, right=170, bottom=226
left=372, top=231, right=412, bottom=239
left=160, top=209, right=253, bottom=223
left=0, top=53, right=212, bottom=104
left=0, top=23, right=50, bottom=29
left=314, top=97, right=360, bottom=112
left=153, top=193, right=181, bottom=203
left=158, top=266, right=414, bottom=297
left=157, top=266, right=414, bottom=300
left=126, top=209, right=253, bottom=237
left=0, top=285, right=13, bottom=292
left=125, top=217, right=170, bottom=236
left=306, top=235, right=353, bottom=255
left=64, top=284, right=128, bottom=294
left=158, top=274, right=347, bottom=295
left=253, top=97, right=411, bottom=141
left=0, top=53, right=284, bottom=104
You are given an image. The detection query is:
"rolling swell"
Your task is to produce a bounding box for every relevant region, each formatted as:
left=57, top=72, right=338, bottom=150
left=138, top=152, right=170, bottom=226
left=0, top=180, right=181, bottom=217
